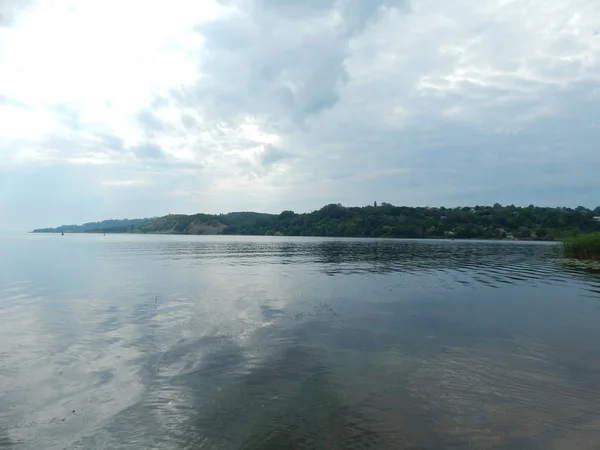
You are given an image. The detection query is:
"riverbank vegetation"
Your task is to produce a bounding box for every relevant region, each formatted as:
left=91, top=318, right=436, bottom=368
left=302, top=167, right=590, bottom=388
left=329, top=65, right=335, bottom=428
left=34, top=203, right=600, bottom=241
left=34, top=203, right=600, bottom=240
left=563, top=233, right=600, bottom=259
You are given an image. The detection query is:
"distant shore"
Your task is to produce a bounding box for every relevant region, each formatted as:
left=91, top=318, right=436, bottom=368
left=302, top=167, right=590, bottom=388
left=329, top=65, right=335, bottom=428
left=33, top=229, right=558, bottom=243
left=33, top=203, right=600, bottom=241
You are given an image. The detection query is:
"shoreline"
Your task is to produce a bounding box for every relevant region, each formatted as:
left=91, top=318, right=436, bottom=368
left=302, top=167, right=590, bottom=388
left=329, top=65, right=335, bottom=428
left=30, top=231, right=558, bottom=243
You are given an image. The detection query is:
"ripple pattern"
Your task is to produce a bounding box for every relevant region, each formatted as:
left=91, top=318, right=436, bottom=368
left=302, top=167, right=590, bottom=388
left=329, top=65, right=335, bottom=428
left=1, top=235, right=599, bottom=449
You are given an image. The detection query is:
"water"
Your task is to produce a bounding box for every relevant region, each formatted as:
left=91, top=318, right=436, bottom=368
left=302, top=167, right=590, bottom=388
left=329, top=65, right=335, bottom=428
left=1, top=234, right=600, bottom=449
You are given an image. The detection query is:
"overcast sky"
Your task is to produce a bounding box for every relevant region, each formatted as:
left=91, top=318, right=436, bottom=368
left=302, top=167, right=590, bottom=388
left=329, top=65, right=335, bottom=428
left=1, top=0, right=599, bottom=230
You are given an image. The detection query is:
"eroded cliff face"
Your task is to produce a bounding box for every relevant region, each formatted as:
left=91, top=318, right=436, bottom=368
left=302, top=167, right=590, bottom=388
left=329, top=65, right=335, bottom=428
left=186, top=220, right=227, bottom=235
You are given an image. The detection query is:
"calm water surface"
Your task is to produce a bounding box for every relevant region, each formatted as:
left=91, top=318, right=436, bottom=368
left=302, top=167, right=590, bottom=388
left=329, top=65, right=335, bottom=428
left=1, top=234, right=600, bottom=449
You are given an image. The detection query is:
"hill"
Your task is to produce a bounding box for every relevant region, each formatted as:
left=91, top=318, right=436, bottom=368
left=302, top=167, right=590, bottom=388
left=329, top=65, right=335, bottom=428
left=33, top=212, right=275, bottom=235
left=32, top=203, right=600, bottom=240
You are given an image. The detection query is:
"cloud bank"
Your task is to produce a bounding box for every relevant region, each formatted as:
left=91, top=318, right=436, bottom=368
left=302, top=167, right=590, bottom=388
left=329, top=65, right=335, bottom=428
left=1, top=0, right=599, bottom=229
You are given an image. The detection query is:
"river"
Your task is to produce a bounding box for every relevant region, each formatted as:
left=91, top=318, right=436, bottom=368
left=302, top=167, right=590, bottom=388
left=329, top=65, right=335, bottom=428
left=1, top=234, right=599, bottom=449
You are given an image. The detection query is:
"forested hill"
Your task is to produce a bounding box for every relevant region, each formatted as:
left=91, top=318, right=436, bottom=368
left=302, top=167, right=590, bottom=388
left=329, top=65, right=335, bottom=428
left=33, top=203, right=600, bottom=240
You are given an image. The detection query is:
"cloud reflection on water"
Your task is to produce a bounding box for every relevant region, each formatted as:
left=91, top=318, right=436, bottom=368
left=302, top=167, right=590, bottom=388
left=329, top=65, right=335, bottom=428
left=0, top=235, right=599, bottom=449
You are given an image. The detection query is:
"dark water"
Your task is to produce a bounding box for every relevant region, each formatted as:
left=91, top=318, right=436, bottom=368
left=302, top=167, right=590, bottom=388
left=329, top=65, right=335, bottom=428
left=1, top=235, right=600, bottom=449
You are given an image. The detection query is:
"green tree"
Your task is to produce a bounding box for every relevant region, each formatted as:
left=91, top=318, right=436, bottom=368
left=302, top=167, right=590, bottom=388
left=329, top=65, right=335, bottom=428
left=33, top=202, right=600, bottom=240
left=518, top=227, right=532, bottom=239
left=278, top=210, right=296, bottom=220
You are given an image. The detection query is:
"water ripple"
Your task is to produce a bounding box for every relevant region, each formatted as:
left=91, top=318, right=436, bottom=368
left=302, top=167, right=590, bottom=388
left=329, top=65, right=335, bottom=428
left=1, top=235, right=600, bottom=449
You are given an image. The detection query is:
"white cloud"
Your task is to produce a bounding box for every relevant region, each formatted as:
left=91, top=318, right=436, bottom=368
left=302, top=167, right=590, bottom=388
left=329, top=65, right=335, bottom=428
left=101, top=179, right=146, bottom=187
left=0, top=0, right=599, bottom=229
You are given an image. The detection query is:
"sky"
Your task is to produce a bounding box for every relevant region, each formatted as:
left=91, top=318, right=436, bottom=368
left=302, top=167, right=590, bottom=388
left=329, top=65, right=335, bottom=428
left=0, top=0, right=599, bottom=230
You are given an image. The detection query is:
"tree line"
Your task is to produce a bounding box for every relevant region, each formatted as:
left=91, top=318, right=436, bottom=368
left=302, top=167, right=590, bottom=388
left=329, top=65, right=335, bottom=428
left=33, top=203, right=600, bottom=240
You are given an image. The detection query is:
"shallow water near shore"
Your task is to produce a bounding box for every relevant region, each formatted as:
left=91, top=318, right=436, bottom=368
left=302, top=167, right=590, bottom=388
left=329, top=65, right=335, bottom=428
left=1, top=234, right=600, bottom=449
